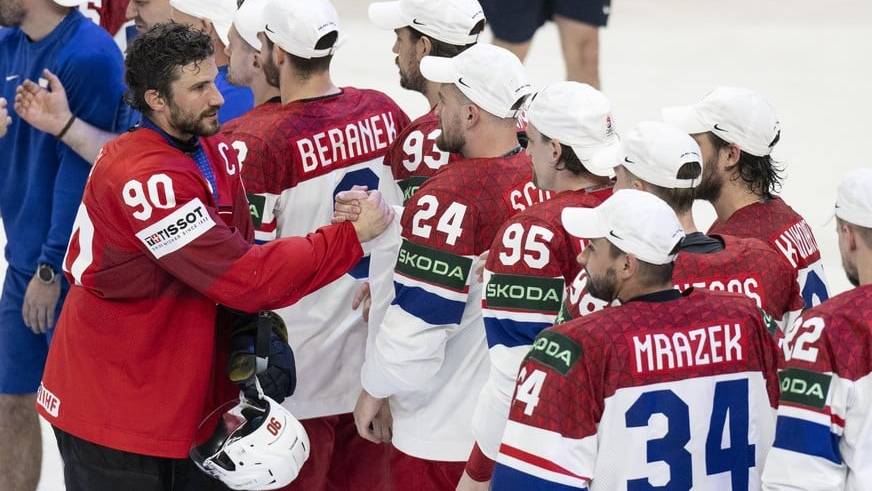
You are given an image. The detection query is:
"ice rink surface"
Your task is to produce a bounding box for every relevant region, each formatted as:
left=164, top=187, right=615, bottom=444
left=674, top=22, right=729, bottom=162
left=0, top=0, right=865, bottom=488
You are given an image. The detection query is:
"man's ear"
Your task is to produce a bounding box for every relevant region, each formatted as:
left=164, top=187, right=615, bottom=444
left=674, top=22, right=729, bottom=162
left=549, top=137, right=562, bottom=164
left=272, top=42, right=286, bottom=67
left=844, top=223, right=859, bottom=252
left=620, top=254, right=638, bottom=280
left=417, top=35, right=432, bottom=59
left=144, top=89, right=167, bottom=114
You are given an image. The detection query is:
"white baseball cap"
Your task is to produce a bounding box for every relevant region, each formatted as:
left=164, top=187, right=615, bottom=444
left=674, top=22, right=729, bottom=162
left=263, top=0, right=343, bottom=59
left=526, top=81, right=620, bottom=177
left=562, top=189, right=686, bottom=265
left=420, top=44, right=532, bottom=118
left=661, top=86, right=781, bottom=157
left=368, top=0, right=485, bottom=46
left=835, top=168, right=872, bottom=228
left=233, top=0, right=267, bottom=51
left=593, top=121, right=703, bottom=189
left=54, top=0, right=85, bottom=6
left=170, top=0, right=238, bottom=47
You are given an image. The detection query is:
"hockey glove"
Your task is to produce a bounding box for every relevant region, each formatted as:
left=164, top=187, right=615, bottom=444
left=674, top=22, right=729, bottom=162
left=227, top=310, right=297, bottom=403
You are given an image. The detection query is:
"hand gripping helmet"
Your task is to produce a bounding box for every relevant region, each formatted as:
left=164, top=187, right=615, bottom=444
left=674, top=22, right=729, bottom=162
left=191, top=395, right=310, bottom=490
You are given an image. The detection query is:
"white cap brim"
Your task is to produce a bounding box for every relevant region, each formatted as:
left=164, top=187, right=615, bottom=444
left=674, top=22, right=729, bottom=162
left=213, top=19, right=232, bottom=47
left=573, top=137, right=621, bottom=177
left=586, top=141, right=623, bottom=177
left=420, top=56, right=459, bottom=84
left=661, top=105, right=709, bottom=135
left=561, top=207, right=607, bottom=240
left=53, top=0, right=84, bottom=6
left=369, top=2, right=408, bottom=30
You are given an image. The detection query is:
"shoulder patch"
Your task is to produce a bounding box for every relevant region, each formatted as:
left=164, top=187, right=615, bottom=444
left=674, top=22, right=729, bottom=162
left=759, top=308, right=778, bottom=335
left=247, top=193, right=266, bottom=227
left=779, top=367, right=832, bottom=409
left=485, top=273, right=564, bottom=314
left=395, top=238, right=472, bottom=291
left=135, top=198, right=215, bottom=259
left=398, top=176, right=429, bottom=204
left=528, top=330, right=582, bottom=375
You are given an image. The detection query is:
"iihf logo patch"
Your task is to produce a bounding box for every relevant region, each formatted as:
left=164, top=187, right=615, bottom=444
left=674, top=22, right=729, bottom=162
left=605, top=115, right=615, bottom=138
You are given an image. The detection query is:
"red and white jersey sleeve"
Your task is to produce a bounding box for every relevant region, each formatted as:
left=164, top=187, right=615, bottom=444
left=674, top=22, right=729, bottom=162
left=493, top=289, right=781, bottom=490
left=471, top=187, right=611, bottom=469
left=708, top=197, right=830, bottom=309
left=239, top=88, right=411, bottom=419
left=38, top=128, right=362, bottom=458
left=763, top=285, right=872, bottom=491
left=361, top=151, right=544, bottom=461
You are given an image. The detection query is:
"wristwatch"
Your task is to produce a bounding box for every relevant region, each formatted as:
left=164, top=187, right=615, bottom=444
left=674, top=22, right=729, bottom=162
left=37, top=264, right=57, bottom=285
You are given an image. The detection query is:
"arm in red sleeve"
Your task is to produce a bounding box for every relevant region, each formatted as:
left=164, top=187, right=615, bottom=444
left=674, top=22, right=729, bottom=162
left=123, top=168, right=363, bottom=312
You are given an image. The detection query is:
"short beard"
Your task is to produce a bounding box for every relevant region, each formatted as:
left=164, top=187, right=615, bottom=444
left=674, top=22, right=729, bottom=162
left=587, top=267, right=619, bottom=303
left=262, top=54, right=280, bottom=88
left=397, top=57, right=426, bottom=94
left=845, top=262, right=860, bottom=287
left=436, top=127, right=465, bottom=154
left=695, top=155, right=724, bottom=202
left=169, top=100, right=220, bottom=137
left=0, top=0, right=25, bottom=27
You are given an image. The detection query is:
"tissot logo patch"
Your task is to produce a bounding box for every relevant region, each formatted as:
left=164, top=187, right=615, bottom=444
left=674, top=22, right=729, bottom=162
left=135, top=198, right=215, bottom=259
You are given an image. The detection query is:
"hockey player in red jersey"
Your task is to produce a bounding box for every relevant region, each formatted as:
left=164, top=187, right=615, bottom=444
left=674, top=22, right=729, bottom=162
left=763, top=168, right=872, bottom=490
left=492, top=189, right=782, bottom=490
left=218, top=0, right=283, bottom=217
left=36, top=24, right=395, bottom=490
left=347, top=44, right=535, bottom=490
left=241, top=1, right=412, bottom=489
left=563, top=121, right=804, bottom=332
left=462, top=81, right=615, bottom=488
left=369, top=0, right=486, bottom=203
left=662, top=87, right=830, bottom=309
left=80, top=0, right=133, bottom=50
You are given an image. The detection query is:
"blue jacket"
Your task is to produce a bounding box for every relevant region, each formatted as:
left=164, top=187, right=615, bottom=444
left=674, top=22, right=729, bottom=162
left=0, top=9, right=132, bottom=275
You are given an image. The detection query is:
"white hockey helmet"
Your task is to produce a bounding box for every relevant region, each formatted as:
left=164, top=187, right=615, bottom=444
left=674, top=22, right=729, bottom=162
left=190, top=395, right=310, bottom=490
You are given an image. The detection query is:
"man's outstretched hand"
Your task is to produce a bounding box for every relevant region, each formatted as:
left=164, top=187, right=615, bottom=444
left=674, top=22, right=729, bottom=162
left=14, top=69, right=73, bottom=136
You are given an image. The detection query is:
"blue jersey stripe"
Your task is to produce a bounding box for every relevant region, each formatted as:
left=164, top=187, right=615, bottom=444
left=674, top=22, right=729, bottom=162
left=772, top=415, right=842, bottom=464
left=484, top=317, right=551, bottom=349
left=391, top=282, right=466, bottom=326
left=492, top=463, right=587, bottom=491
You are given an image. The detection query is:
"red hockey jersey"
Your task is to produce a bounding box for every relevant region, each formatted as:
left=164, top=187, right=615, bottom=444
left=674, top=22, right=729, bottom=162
left=764, top=285, right=872, bottom=490
left=37, top=127, right=363, bottom=458
left=472, top=185, right=612, bottom=469
left=564, top=234, right=804, bottom=330
left=240, top=88, right=411, bottom=419
left=361, top=150, right=546, bottom=461
left=708, top=197, right=829, bottom=308
left=219, top=97, right=282, bottom=176
left=385, top=107, right=458, bottom=203
left=80, top=0, right=129, bottom=37
left=493, top=288, right=781, bottom=490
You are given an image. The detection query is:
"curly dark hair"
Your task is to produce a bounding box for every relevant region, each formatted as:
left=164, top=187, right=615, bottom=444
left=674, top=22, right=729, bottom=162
left=124, top=23, right=214, bottom=115
left=708, top=132, right=784, bottom=198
